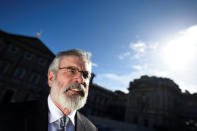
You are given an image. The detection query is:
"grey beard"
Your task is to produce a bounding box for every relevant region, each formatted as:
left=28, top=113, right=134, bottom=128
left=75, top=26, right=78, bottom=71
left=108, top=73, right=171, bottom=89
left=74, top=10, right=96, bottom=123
left=64, top=92, right=87, bottom=111
left=51, top=81, right=88, bottom=111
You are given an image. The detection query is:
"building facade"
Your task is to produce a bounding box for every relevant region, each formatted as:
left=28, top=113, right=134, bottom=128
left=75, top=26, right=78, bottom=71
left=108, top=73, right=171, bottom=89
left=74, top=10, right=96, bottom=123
left=0, top=30, right=54, bottom=103
left=125, top=75, right=197, bottom=131
left=180, top=92, right=197, bottom=131
left=81, top=74, right=127, bottom=121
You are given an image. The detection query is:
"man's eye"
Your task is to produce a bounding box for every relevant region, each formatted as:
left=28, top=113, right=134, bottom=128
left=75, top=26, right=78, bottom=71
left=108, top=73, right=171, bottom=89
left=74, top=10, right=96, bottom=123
left=67, top=67, right=76, bottom=73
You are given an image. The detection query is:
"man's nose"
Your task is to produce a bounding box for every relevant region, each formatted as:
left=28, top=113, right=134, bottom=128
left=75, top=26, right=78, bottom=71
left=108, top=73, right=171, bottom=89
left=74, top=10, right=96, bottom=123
left=74, top=72, right=84, bottom=84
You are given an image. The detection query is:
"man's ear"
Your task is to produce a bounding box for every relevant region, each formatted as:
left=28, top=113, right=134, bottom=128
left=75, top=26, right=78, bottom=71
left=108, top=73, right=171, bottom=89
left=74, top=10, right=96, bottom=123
left=48, top=71, right=54, bottom=88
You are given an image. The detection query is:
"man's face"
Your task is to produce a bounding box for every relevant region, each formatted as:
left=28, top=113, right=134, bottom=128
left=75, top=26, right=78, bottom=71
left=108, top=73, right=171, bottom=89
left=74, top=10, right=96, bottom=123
left=48, top=55, right=91, bottom=111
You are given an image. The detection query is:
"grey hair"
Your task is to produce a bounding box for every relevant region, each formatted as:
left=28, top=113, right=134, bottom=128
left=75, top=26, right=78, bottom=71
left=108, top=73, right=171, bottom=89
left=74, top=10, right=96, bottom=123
left=48, top=49, right=92, bottom=76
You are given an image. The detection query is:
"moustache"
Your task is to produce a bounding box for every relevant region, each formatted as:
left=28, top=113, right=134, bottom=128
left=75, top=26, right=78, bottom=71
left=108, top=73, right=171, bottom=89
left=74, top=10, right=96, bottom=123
left=64, top=84, right=86, bottom=96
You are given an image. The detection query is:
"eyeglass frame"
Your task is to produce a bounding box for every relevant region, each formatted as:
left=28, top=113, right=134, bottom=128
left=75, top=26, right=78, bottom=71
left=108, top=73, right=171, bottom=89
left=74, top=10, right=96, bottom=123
left=58, top=66, right=91, bottom=79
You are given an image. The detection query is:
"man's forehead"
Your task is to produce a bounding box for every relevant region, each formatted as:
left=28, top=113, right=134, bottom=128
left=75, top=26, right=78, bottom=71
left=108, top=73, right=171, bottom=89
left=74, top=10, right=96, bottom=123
left=60, top=55, right=91, bottom=70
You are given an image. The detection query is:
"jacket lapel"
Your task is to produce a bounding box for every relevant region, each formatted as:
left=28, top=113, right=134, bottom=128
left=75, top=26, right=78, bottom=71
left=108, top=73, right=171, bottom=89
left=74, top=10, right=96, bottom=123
left=75, top=112, right=85, bottom=131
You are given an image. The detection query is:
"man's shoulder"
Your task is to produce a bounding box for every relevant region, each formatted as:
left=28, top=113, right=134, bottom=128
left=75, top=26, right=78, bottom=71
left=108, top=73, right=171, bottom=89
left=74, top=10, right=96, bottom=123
left=76, top=111, right=97, bottom=131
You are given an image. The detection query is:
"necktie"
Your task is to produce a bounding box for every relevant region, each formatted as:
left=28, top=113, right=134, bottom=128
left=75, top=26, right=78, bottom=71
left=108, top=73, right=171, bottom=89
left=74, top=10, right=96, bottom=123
left=59, top=115, right=69, bottom=131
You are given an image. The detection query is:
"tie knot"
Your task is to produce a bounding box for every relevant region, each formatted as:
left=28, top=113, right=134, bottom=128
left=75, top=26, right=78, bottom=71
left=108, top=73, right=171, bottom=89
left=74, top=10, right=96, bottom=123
left=60, top=115, right=69, bottom=129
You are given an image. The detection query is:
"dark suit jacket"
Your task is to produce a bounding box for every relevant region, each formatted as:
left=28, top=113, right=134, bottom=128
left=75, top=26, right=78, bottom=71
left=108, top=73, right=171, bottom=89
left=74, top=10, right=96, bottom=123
left=0, top=98, right=97, bottom=131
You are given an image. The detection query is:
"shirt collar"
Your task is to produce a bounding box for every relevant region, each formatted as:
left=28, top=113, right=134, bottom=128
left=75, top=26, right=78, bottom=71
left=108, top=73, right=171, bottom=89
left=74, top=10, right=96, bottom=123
left=48, top=95, right=76, bottom=125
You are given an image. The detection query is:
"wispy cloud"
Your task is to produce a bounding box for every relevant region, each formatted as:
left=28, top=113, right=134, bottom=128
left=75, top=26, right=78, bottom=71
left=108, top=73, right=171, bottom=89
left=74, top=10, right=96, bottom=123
left=129, top=41, right=147, bottom=59
left=118, top=41, right=159, bottom=61
left=118, top=52, right=130, bottom=60
left=149, top=42, right=159, bottom=50
left=131, top=65, right=142, bottom=71
left=89, top=52, right=98, bottom=68
left=92, top=62, right=98, bottom=67
left=95, top=72, right=145, bottom=93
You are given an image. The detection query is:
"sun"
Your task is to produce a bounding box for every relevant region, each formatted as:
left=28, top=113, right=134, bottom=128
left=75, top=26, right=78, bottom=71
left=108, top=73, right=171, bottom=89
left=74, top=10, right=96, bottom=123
left=161, top=26, right=197, bottom=71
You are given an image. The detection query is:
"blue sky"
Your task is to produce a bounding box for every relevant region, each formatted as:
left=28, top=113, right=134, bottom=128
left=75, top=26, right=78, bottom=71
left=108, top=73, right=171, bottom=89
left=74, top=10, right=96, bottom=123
left=1, top=0, right=197, bottom=93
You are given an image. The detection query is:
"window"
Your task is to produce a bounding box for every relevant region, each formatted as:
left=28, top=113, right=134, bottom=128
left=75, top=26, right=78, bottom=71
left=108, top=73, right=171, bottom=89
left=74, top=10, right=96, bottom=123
left=8, top=45, right=18, bottom=53
left=0, top=39, right=3, bottom=44
left=38, top=57, right=47, bottom=65
left=0, top=61, right=9, bottom=74
left=24, top=51, right=33, bottom=60
left=0, top=39, right=5, bottom=50
left=13, top=68, right=26, bottom=80
left=29, top=72, right=40, bottom=84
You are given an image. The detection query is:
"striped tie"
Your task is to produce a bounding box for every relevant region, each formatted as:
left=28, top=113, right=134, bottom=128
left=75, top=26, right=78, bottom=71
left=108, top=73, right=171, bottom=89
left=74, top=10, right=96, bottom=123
left=60, top=115, right=69, bottom=131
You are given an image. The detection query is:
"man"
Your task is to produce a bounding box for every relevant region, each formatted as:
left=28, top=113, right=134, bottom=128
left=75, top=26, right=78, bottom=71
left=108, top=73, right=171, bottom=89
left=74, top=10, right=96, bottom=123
left=0, top=49, right=97, bottom=131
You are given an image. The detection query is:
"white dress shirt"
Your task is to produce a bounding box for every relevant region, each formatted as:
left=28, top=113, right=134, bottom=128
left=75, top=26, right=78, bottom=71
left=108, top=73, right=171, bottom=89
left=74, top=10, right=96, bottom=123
left=48, top=95, right=76, bottom=131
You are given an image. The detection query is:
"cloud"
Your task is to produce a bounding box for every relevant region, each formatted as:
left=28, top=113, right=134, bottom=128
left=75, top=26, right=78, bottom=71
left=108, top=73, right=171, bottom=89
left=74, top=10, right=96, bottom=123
left=118, top=52, right=130, bottom=60
left=102, top=25, right=197, bottom=93
left=92, top=62, right=98, bottom=67
left=138, top=25, right=197, bottom=93
left=94, top=73, right=139, bottom=93
left=118, top=41, right=158, bottom=61
left=161, top=25, right=197, bottom=72
left=149, top=42, right=159, bottom=50
left=89, top=52, right=98, bottom=68
left=131, top=65, right=142, bottom=71
left=129, top=41, right=147, bottom=59
left=118, top=41, right=147, bottom=61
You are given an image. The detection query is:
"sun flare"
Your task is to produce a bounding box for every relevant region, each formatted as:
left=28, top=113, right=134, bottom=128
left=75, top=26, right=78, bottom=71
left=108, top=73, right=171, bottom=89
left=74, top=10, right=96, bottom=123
left=161, top=26, right=197, bottom=71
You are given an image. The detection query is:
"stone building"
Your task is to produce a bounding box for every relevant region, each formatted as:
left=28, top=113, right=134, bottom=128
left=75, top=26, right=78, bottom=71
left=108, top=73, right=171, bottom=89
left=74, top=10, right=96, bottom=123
left=0, top=30, right=54, bottom=103
left=180, top=92, right=197, bottom=131
left=81, top=77, right=127, bottom=121
left=125, top=75, right=197, bottom=131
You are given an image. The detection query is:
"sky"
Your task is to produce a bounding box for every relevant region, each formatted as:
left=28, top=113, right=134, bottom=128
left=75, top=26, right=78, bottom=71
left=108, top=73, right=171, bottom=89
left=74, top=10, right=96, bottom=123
left=1, top=0, right=197, bottom=93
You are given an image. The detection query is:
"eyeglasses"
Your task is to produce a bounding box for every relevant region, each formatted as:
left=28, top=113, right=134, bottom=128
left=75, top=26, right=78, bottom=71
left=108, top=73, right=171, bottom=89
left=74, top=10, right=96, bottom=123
left=59, top=66, right=91, bottom=79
